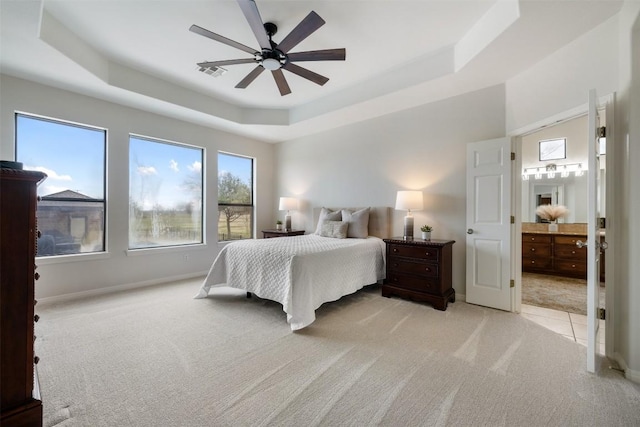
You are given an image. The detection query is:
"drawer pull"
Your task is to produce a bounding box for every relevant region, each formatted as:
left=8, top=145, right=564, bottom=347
left=530, top=248, right=536, bottom=252
left=572, top=251, right=576, bottom=254
left=531, top=260, right=535, bottom=264
left=572, top=264, right=576, bottom=268
left=425, top=252, right=430, bottom=256
left=392, top=248, right=398, bottom=253
left=425, top=267, right=431, bottom=272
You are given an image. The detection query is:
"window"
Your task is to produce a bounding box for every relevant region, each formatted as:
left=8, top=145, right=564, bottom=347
left=129, top=136, right=203, bottom=249
left=218, top=152, right=254, bottom=241
left=539, top=138, right=566, bottom=161
left=15, top=113, right=106, bottom=257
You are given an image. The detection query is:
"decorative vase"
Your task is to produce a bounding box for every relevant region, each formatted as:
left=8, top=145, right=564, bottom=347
left=548, top=222, right=558, bottom=232
left=276, top=224, right=283, bottom=231
left=421, top=231, right=431, bottom=240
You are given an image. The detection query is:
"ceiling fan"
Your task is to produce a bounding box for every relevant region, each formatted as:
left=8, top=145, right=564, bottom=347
left=190, top=0, right=346, bottom=96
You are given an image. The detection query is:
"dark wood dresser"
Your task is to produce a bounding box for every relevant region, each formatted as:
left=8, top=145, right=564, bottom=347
left=382, top=238, right=455, bottom=310
left=1, top=167, right=46, bottom=427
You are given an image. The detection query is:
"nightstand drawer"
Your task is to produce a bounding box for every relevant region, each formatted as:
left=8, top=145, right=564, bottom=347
left=387, top=244, right=439, bottom=262
left=388, top=258, right=439, bottom=278
left=386, top=273, right=440, bottom=294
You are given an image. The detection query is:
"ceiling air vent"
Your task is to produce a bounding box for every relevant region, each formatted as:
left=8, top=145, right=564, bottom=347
left=197, top=64, right=227, bottom=77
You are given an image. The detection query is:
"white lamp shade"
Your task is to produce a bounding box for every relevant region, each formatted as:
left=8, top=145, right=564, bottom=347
left=395, top=191, right=423, bottom=211
left=278, top=197, right=299, bottom=211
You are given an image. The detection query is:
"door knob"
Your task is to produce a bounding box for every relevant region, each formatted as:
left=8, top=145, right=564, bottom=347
left=576, top=240, right=586, bottom=248
left=467, top=229, right=474, bottom=234
left=600, top=241, right=609, bottom=250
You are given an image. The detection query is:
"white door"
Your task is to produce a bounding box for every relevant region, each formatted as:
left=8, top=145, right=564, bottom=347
left=466, top=137, right=512, bottom=311
left=584, top=89, right=602, bottom=373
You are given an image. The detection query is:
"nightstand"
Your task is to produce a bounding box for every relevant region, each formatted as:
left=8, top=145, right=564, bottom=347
left=382, top=238, right=455, bottom=310
left=261, top=229, right=305, bottom=239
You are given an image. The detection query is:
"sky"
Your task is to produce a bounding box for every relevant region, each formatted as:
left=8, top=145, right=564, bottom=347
left=16, top=114, right=252, bottom=209
left=16, top=114, right=105, bottom=198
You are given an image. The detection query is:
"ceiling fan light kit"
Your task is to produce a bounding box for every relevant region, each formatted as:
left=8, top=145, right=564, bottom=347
left=190, top=0, right=346, bottom=96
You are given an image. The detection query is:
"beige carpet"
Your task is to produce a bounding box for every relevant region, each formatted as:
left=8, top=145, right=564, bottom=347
left=36, top=278, right=639, bottom=426
left=522, top=272, right=606, bottom=315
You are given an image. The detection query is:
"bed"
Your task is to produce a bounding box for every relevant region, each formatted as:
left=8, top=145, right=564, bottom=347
left=194, top=207, right=390, bottom=330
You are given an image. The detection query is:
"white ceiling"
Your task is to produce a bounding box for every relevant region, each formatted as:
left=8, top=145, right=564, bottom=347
left=0, top=0, right=623, bottom=143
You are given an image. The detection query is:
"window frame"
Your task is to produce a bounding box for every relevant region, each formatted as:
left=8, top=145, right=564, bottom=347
left=539, top=138, right=567, bottom=161
left=14, top=112, right=108, bottom=258
left=128, top=134, right=205, bottom=251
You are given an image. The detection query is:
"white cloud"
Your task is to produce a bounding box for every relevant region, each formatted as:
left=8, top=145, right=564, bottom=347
left=188, top=161, right=202, bottom=172
left=28, top=165, right=72, bottom=181
left=169, top=159, right=179, bottom=172
left=138, top=166, right=157, bottom=176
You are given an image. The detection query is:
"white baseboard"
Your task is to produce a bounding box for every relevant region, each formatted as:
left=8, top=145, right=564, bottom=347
left=38, top=271, right=208, bottom=305
left=611, top=352, right=640, bottom=384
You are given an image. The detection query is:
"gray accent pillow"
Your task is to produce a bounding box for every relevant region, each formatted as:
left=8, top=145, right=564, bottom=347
left=314, top=207, right=342, bottom=234
left=319, top=221, right=349, bottom=239
left=342, top=207, right=370, bottom=238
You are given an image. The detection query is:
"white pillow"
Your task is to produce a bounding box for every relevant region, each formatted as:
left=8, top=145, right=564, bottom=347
left=315, top=207, right=342, bottom=234
left=319, top=221, right=348, bottom=239
left=342, top=207, right=370, bottom=238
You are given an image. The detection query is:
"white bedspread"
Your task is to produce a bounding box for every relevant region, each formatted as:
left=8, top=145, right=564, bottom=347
left=194, top=234, right=386, bottom=330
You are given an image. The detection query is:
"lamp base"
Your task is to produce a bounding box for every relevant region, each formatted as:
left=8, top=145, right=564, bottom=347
left=285, top=214, right=292, bottom=231
left=403, top=215, right=414, bottom=240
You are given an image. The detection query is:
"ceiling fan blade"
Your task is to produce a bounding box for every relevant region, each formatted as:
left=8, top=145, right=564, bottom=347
left=277, top=11, right=325, bottom=53
left=235, top=66, right=265, bottom=88
left=198, top=58, right=257, bottom=68
left=271, top=69, right=291, bottom=96
left=283, top=62, right=329, bottom=86
left=287, top=48, right=346, bottom=62
left=237, top=0, right=271, bottom=50
left=190, top=24, right=257, bottom=55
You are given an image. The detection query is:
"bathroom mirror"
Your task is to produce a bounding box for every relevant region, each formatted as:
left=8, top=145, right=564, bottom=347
left=521, top=174, right=588, bottom=223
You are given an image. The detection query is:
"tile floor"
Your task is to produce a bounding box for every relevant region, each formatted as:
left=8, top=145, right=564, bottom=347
left=521, top=303, right=606, bottom=354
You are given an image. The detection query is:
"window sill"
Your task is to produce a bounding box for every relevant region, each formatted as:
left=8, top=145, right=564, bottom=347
left=125, top=243, right=207, bottom=257
left=36, top=251, right=111, bottom=265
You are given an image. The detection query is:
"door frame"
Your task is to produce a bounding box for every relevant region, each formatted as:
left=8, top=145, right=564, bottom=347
left=508, top=93, right=615, bottom=360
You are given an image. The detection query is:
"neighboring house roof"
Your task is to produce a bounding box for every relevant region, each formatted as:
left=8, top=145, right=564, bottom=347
left=42, top=190, right=98, bottom=201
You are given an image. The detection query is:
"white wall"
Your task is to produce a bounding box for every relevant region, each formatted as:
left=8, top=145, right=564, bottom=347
left=615, top=0, right=640, bottom=383
left=505, top=14, right=619, bottom=134
left=0, top=75, right=276, bottom=300
left=275, top=85, right=506, bottom=298
left=520, top=115, right=590, bottom=223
